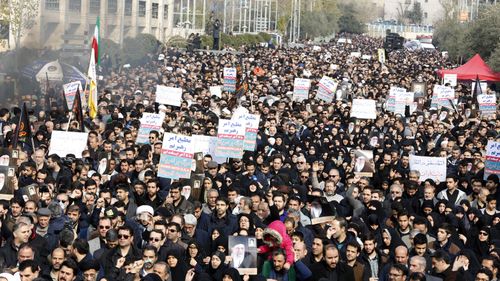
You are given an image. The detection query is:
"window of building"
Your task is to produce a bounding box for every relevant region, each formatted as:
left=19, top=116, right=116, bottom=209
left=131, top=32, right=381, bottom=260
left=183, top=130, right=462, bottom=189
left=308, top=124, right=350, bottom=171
left=424, top=12, right=428, bottom=18
left=152, top=3, right=159, bottom=18
left=139, top=1, right=146, bottom=17
left=108, top=0, right=117, bottom=14
left=125, top=0, right=133, bottom=16
left=164, top=5, right=168, bottom=19
left=69, top=0, right=81, bottom=11
left=45, top=0, right=59, bottom=10
left=89, top=0, right=100, bottom=13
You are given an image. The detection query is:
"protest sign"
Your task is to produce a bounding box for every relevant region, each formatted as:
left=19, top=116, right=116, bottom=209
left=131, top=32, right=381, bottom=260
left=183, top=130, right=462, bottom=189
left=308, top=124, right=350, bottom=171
left=409, top=155, right=447, bottom=182
left=361, top=55, right=372, bottom=60
left=432, top=85, right=455, bottom=108
left=215, top=119, right=245, bottom=159
left=394, top=91, right=415, bottom=114
left=233, top=113, right=260, bottom=151
left=316, top=76, right=338, bottom=103
left=62, top=81, right=83, bottom=110
left=224, top=67, right=237, bottom=92
left=411, top=81, right=426, bottom=98
left=477, top=94, right=497, bottom=116
left=209, top=86, right=223, bottom=98
left=387, top=87, right=407, bottom=112
left=351, top=99, right=376, bottom=119
left=443, top=74, right=457, bottom=87
left=49, top=131, right=88, bottom=158
left=350, top=52, right=361, bottom=58
left=353, top=150, right=375, bottom=176
left=378, top=48, right=386, bottom=64
left=156, top=85, right=182, bottom=107
left=485, top=141, right=500, bottom=180
left=293, top=78, right=311, bottom=101
left=228, top=236, right=258, bottom=275
left=0, top=165, right=16, bottom=198
left=136, top=113, right=165, bottom=144
left=192, top=135, right=217, bottom=155
left=158, top=133, right=194, bottom=180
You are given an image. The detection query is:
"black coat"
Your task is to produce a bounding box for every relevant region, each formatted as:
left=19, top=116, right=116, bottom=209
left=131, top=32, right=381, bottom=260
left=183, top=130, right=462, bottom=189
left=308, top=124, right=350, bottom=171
left=308, top=260, right=355, bottom=281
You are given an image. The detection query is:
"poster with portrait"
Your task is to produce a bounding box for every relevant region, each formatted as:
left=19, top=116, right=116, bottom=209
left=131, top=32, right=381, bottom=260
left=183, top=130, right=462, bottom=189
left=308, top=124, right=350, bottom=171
left=228, top=236, right=257, bottom=275
left=412, top=82, right=426, bottom=98
left=0, top=165, right=16, bottom=199
left=352, top=150, right=375, bottom=177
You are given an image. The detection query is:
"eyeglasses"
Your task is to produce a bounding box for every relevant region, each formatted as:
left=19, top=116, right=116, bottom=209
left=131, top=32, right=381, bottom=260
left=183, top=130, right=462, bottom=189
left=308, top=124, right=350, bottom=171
left=99, top=225, right=111, bottom=229
left=329, top=175, right=339, bottom=178
left=300, top=176, right=309, bottom=179
left=297, top=161, right=305, bottom=164
left=118, top=234, right=130, bottom=239
left=479, top=231, right=489, bottom=236
left=149, top=237, right=161, bottom=242
left=149, top=137, right=155, bottom=139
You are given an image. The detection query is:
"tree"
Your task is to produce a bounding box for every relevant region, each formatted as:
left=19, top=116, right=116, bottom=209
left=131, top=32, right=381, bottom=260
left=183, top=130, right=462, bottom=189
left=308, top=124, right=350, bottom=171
left=338, top=3, right=365, bottom=34
left=3, top=0, right=39, bottom=50
left=406, top=2, right=423, bottom=24
left=300, top=1, right=340, bottom=39
left=432, top=18, right=470, bottom=60
left=488, top=42, right=500, bottom=72
left=464, top=4, right=500, bottom=60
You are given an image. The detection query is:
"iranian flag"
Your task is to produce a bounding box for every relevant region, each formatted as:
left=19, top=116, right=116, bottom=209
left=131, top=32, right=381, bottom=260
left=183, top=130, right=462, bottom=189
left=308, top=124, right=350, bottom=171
left=87, top=18, right=99, bottom=119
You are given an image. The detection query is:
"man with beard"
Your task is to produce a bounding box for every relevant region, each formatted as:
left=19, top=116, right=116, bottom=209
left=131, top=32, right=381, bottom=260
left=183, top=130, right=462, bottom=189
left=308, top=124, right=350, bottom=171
left=309, top=244, right=355, bottom=281
left=143, top=180, right=163, bottom=209
left=207, top=197, right=237, bottom=236
left=115, top=184, right=137, bottom=219
left=58, top=260, right=78, bottom=281
left=46, top=154, right=72, bottom=190
left=361, top=233, right=387, bottom=280
left=164, top=184, right=194, bottom=215
left=42, top=247, right=66, bottom=281
left=345, top=242, right=371, bottom=281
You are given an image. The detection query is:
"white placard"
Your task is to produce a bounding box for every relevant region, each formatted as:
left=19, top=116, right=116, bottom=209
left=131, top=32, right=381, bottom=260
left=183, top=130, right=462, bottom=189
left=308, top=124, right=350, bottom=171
left=350, top=52, right=361, bottom=58
left=351, top=99, right=376, bottom=119
left=293, top=78, right=311, bottom=101
left=316, top=76, right=338, bottom=103
left=156, top=85, right=183, bottom=107
left=443, top=74, right=457, bottom=87
left=209, top=86, right=223, bottom=98
left=136, top=113, right=165, bottom=144
left=49, top=131, right=88, bottom=158
left=409, top=155, right=447, bottom=182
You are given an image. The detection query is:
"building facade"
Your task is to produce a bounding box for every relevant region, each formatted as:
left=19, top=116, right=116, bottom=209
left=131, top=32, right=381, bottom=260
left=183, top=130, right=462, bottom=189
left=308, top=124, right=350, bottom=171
left=12, top=0, right=209, bottom=50
left=383, top=0, right=444, bottom=26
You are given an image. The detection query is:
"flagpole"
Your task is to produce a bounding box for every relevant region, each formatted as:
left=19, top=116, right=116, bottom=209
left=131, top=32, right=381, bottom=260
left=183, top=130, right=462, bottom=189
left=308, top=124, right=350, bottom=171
left=66, top=114, right=73, bottom=132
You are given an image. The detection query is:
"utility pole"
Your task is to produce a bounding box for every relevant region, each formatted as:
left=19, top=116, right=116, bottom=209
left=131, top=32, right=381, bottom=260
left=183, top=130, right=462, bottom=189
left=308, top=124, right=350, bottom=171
left=223, top=0, right=227, bottom=33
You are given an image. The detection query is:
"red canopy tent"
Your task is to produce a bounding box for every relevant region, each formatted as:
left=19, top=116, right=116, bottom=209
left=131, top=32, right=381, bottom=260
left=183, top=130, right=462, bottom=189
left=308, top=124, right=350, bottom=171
left=437, top=54, right=500, bottom=81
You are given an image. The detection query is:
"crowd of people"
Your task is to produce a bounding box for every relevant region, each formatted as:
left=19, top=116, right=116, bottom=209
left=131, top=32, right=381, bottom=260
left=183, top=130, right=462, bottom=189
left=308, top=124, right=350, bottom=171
left=0, top=34, right=498, bottom=281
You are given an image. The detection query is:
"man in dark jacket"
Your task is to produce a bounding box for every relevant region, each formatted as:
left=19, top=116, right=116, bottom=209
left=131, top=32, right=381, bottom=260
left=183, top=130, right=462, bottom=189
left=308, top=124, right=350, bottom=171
left=309, top=245, right=355, bottom=281
left=0, top=222, right=31, bottom=268
left=207, top=197, right=237, bottom=236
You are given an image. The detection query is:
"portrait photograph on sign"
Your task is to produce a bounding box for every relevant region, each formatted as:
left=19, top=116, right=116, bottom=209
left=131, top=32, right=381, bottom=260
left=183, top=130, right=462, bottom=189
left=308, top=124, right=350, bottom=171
left=412, top=81, right=427, bottom=98
left=0, top=165, right=15, bottom=199
left=228, top=236, right=257, bottom=275
left=352, top=150, right=375, bottom=177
